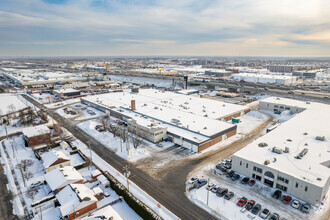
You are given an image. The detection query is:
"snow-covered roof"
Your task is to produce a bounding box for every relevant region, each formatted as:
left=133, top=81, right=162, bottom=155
left=23, top=125, right=50, bottom=138
left=56, top=184, right=97, bottom=217
left=42, top=150, right=69, bottom=169
left=92, top=187, right=102, bottom=195
left=81, top=88, right=248, bottom=120
left=234, top=98, right=330, bottom=187
left=91, top=169, right=101, bottom=177
left=54, top=88, right=80, bottom=94
left=81, top=205, right=123, bottom=220
left=44, top=166, right=83, bottom=191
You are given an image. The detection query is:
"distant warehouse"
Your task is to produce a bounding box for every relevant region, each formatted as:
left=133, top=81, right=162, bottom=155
left=54, top=88, right=81, bottom=98
left=81, top=89, right=250, bottom=152
left=232, top=97, right=330, bottom=205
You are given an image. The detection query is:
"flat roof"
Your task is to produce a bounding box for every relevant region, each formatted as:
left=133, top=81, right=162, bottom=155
left=234, top=98, right=330, bottom=187
left=82, top=88, right=247, bottom=120
left=82, top=89, right=238, bottom=138
left=54, top=88, right=80, bottom=94
left=23, top=125, right=50, bottom=138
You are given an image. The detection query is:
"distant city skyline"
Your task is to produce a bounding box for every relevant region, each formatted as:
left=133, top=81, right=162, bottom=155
left=1, top=0, right=330, bottom=57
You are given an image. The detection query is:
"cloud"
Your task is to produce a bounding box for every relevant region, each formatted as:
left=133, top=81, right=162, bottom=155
left=0, top=0, right=330, bottom=56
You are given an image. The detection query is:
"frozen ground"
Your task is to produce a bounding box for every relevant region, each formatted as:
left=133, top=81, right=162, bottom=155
left=78, top=119, right=152, bottom=162
left=55, top=103, right=105, bottom=120
left=188, top=167, right=329, bottom=220
left=0, top=93, right=27, bottom=114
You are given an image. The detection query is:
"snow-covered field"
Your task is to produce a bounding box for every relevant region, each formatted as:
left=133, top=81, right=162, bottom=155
left=0, top=93, right=27, bottom=114
left=78, top=119, right=151, bottom=162
left=188, top=168, right=329, bottom=220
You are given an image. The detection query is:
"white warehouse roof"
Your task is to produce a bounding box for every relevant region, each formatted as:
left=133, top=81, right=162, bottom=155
left=234, top=98, right=330, bottom=187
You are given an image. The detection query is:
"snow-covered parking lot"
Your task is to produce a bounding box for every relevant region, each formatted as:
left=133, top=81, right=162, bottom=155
left=187, top=166, right=329, bottom=220
left=55, top=103, right=105, bottom=120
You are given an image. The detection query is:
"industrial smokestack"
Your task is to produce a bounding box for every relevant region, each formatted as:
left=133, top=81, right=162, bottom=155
left=131, top=100, right=136, bottom=111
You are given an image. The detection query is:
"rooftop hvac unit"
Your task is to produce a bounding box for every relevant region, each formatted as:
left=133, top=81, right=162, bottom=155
left=264, top=160, right=270, bottom=165
left=315, top=136, right=326, bottom=141
left=284, top=147, right=290, bottom=153
left=299, top=148, right=308, bottom=158
left=272, top=147, right=283, bottom=154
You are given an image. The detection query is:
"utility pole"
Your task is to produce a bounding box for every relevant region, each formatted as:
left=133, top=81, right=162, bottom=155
left=123, top=164, right=131, bottom=192
left=206, top=178, right=210, bottom=206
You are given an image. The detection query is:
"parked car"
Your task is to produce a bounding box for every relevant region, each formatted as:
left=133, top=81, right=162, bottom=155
left=211, top=186, right=219, bottom=193
left=224, top=191, right=234, bottom=200
left=231, top=174, right=240, bottom=181
left=251, top=204, right=261, bottom=215
left=282, top=195, right=292, bottom=204
left=236, top=197, right=247, bottom=207
left=188, top=177, right=198, bottom=185
left=301, top=203, right=311, bottom=213
left=216, top=164, right=227, bottom=172
left=196, top=179, right=207, bottom=188
left=272, top=190, right=282, bottom=199
left=216, top=188, right=228, bottom=197
left=206, top=183, right=215, bottom=190
left=226, top=170, right=235, bottom=178
left=259, top=208, right=270, bottom=219
left=30, top=181, right=43, bottom=189
left=248, top=179, right=256, bottom=186
left=269, top=213, right=280, bottom=220
left=245, top=200, right=255, bottom=210
left=241, top=177, right=250, bottom=184
left=291, top=199, right=301, bottom=209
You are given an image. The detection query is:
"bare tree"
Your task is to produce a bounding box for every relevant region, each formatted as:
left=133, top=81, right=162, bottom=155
left=101, top=116, right=109, bottom=132
left=27, top=188, right=38, bottom=201
left=18, top=159, right=34, bottom=172
left=120, top=127, right=129, bottom=143
left=7, top=104, right=16, bottom=118
left=22, top=172, right=33, bottom=181
left=109, top=123, right=120, bottom=137
left=130, top=133, right=143, bottom=149
left=18, top=109, right=26, bottom=125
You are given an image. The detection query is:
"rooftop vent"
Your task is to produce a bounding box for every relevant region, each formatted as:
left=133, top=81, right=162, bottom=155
left=284, top=147, right=290, bottom=153
left=303, top=132, right=308, bottom=135
left=286, top=139, right=292, bottom=142
left=264, top=160, right=270, bottom=165
left=258, top=142, right=268, bottom=147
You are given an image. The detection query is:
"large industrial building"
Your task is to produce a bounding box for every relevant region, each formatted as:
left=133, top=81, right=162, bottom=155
left=232, top=97, right=330, bottom=205
left=81, top=89, right=250, bottom=152
left=232, top=73, right=299, bottom=86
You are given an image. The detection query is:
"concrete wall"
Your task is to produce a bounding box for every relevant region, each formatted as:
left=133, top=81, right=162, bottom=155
left=259, top=101, right=306, bottom=114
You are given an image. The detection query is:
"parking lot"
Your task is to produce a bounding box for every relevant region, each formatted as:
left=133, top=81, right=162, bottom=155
left=187, top=159, right=318, bottom=220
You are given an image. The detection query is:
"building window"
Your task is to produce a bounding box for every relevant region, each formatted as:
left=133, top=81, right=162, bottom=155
left=253, top=166, right=262, bottom=173
left=277, top=176, right=289, bottom=184
left=246, top=163, right=248, bottom=168
left=276, top=183, right=287, bottom=192
left=240, top=161, right=242, bottom=166
left=295, top=183, right=298, bottom=188
left=305, top=186, right=308, bottom=192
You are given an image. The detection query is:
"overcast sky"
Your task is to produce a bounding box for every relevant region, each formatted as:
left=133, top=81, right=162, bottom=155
left=1, top=0, right=330, bottom=56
